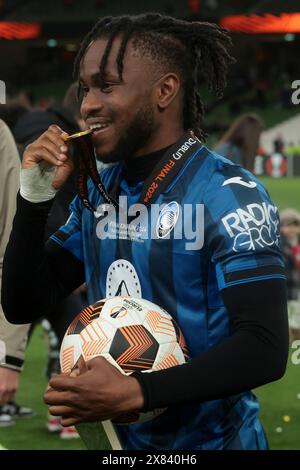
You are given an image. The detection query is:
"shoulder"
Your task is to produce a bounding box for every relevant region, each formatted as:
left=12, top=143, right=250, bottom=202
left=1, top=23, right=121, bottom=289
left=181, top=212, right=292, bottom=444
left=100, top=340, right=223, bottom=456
left=200, top=149, right=278, bottom=235
left=0, top=118, right=8, bottom=133
left=202, top=147, right=268, bottom=199
left=0, top=119, right=20, bottom=166
left=0, top=118, right=12, bottom=142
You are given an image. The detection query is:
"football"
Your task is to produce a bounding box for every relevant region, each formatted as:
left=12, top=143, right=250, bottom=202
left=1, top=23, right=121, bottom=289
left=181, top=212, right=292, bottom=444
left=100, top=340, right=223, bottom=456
left=60, top=296, right=189, bottom=424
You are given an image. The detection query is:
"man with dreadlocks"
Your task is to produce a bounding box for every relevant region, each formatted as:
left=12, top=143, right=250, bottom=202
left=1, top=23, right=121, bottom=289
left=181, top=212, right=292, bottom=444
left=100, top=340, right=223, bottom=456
left=2, top=14, right=288, bottom=450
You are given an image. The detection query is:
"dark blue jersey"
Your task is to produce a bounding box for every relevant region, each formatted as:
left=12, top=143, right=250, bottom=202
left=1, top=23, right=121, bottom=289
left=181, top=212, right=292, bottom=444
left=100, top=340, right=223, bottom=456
left=52, top=145, right=284, bottom=449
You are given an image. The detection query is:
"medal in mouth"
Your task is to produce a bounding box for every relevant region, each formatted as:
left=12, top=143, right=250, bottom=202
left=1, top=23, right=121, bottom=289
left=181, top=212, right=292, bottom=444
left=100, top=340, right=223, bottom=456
left=64, top=128, right=94, bottom=141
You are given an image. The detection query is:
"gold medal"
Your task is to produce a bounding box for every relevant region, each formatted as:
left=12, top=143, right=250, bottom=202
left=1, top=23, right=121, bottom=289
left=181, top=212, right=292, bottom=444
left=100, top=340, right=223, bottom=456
left=64, top=128, right=94, bottom=141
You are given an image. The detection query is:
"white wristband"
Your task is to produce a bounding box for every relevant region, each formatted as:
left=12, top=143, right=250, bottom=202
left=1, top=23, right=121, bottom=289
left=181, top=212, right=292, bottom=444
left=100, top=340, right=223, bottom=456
left=20, top=162, right=58, bottom=203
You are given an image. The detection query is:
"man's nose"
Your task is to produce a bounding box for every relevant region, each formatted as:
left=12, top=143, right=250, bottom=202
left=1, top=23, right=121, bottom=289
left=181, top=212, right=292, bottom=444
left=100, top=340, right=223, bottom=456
left=81, top=90, right=104, bottom=118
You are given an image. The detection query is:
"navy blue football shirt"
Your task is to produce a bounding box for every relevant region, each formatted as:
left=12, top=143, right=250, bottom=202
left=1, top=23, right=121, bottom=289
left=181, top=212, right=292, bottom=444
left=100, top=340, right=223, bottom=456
left=51, top=144, right=285, bottom=450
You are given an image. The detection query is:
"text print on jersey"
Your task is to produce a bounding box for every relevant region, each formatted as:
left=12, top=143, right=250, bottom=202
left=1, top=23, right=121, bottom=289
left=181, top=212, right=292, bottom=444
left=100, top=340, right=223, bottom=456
left=222, top=202, right=280, bottom=252
left=94, top=197, right=204, bottom=250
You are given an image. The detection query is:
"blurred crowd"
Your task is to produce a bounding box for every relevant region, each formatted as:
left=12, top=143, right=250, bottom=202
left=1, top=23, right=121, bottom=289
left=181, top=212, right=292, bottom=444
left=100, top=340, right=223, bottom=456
left=280, top=209, right=300, bottom=340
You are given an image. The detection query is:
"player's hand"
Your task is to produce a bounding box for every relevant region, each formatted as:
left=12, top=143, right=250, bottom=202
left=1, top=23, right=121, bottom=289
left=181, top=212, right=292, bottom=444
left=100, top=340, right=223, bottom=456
left=0, top=367, right=19, bottom=405
left=22, top=124, right=73, bottom=190
left=43, top=356, right=144, bottom=426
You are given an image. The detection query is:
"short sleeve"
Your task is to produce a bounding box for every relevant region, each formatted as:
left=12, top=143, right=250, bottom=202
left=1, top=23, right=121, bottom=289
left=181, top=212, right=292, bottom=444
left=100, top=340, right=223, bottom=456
left=203, top=165, right=286, bottom=290
left=50, top=195, right=84, bottom=262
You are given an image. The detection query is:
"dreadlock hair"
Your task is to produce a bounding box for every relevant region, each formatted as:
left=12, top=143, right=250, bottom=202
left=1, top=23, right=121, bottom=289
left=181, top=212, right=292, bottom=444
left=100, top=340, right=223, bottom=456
left=74, top=13, right=235, bottom=141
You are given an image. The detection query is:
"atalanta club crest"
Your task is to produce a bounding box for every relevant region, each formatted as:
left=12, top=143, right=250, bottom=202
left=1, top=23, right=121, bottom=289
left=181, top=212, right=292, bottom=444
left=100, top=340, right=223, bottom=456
left=156, top=201, right=180, bottom=239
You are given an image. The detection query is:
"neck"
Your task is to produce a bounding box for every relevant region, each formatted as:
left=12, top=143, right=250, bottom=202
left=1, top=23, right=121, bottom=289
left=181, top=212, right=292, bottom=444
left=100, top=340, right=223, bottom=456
left=132, top=123, right=184, bottom=159
left=123, top=145, right=173, bottom=185
left=122, top=124, right=186, bottom=185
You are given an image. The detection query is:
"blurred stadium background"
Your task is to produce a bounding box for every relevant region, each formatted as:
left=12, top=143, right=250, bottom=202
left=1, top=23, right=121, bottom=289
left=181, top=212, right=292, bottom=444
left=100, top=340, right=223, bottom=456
left=0, top=0, right=300, bottom=450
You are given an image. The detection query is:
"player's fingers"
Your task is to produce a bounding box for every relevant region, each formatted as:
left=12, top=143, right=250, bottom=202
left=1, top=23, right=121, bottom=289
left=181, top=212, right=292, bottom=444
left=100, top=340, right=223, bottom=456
left=47, top=405, right=77, bottom=416
left=61, top=416, right=79, bottom=427
left=77, top=355, right=88, bottom=374
left=44, top=390, right=85, bottom=412
left=48, top=374, right=79, bottom=392
left=48, top=124, right=64, bottom=135
left=46, top=130, right=70, bottom=152
left=86, top=355, right=108, bottom=370
left=70, top=368, right=80, bottom=377
left=61, top=131, right=70, bottom=142
left=39, top=138, right=65, bottom=160
left=29, top=143, right=65, bottom=167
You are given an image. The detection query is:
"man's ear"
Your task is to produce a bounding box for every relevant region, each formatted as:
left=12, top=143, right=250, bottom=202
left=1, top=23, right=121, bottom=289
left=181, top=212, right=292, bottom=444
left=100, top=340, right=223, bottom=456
left=155, top=73, right=181, bottom=111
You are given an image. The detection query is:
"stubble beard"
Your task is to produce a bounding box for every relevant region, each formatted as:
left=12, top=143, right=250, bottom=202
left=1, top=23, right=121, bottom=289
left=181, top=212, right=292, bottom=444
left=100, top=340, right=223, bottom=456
left=95, top=102, right=156, bottom=163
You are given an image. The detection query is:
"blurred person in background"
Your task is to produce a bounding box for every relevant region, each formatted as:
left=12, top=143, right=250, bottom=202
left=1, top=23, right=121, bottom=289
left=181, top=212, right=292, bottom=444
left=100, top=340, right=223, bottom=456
left=13, top=83, right=87, bottom=438
left=62, top=82, right=86, bottom=131
left=0, top=119, right=33, bottom=427
left=214, top=113, right=264, bottom=171
left=0, top=87, right=34, bottom=132
left=280, top=209, right=300, bottom=341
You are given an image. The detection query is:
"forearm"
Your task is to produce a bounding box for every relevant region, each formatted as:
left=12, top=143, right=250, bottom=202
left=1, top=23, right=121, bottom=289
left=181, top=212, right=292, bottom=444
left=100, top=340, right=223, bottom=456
left=136, top=328, right=286, bottom=411
left=1, top=194, right=84, bottom=324
left=1, top=193, right=53, bottom=323
left=134, top=280, right=289, bottom=411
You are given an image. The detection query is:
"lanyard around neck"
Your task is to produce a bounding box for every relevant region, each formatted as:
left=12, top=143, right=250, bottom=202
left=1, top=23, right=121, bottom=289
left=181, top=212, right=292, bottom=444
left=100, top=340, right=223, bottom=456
left=69, top=129, right=201, bottom=212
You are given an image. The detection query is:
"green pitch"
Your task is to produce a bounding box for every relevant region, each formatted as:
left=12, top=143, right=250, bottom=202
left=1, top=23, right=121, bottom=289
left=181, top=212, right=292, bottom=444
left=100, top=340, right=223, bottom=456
left=0, top=177, right=299, bottom=450
left=259, top=177, right=300, bottom=212
left=255, top=355, right=300, bottom=450
left=253, top=177, right=300, bottom=450
left=0, top=327, right=92, bottom=450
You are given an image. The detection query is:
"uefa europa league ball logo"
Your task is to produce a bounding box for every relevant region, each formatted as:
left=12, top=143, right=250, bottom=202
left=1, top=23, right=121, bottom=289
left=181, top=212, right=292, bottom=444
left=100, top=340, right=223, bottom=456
left=0, top=80, right=6, bottom=104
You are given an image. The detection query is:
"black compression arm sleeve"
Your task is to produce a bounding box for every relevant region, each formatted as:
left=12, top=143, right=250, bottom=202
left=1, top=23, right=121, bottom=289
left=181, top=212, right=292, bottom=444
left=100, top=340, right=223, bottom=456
left=133, top=279, right=289, bottom=411
left=1, top=193, right=85, bottom=324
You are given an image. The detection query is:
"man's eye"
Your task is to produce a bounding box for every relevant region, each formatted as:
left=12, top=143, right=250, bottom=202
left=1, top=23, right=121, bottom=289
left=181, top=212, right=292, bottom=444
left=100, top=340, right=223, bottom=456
left=101, top=82, right=113, bottom=93
left=78, top=86, right=89, bottom=99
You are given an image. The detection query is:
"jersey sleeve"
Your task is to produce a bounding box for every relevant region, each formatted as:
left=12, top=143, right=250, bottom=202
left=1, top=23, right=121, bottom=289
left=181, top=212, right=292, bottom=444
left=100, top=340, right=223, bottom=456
left=50, top=194, right=84, bottom=263
left=203, top=164, right=286, bottom=290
